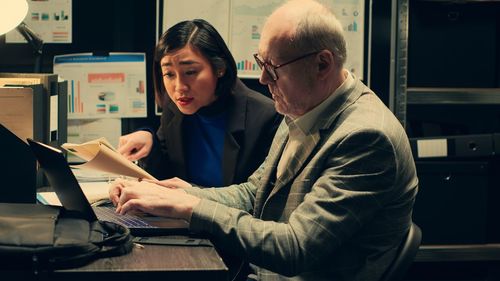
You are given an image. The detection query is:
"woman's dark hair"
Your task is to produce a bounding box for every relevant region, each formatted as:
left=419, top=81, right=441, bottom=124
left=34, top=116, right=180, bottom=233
left=153, top=19, right=237, bottom=107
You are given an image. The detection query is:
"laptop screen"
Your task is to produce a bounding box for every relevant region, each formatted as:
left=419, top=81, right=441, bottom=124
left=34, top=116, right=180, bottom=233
left=27, top=138, right=97, bottom=222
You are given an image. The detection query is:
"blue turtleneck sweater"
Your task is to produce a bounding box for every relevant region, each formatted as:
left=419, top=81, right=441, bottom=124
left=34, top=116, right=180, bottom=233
left=183, top=110, right=228, bottom=187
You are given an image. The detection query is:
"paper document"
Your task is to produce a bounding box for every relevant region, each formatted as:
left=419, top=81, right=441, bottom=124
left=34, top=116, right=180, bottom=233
left=71, top=168, right=120, bottom=182
left=38, top=182, right=110, bottom=206
left=62, top=137, right=157, bottom=180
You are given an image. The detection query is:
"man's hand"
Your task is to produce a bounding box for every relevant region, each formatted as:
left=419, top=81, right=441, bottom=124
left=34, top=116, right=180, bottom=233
left=117, top=130, right=153, bottom=161
left=108, top=178, right=201, bottom=222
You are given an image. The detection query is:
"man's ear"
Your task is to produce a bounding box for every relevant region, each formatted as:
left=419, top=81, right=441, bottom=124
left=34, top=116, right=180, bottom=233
left=317, top=50, right=334, bottom=80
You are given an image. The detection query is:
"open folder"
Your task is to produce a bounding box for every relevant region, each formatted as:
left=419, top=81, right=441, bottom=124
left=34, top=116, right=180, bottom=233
left=61, top=137, right=157, bottom=180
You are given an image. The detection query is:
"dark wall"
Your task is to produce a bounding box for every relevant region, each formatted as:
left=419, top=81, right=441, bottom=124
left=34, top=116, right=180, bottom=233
left=1, top=1, right=153, bottom=72
left=408, top=1, right=500, bottom=88
left=369, top=0, right=392, bottom=105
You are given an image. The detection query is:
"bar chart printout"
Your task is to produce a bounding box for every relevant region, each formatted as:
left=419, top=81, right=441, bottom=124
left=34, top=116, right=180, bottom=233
left=230, top=0, right=365, bottom=79
left=53, top=53, right=147, bottom=119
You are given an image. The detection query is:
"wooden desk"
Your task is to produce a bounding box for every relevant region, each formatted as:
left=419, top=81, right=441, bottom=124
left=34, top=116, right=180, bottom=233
left=3, top=241, right=228, bottom=281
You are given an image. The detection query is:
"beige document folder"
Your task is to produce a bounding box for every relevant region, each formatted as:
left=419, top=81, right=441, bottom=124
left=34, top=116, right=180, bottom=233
left=62, top=137, right=157, bottom=180
left=0, top=88, right=34, bottom=142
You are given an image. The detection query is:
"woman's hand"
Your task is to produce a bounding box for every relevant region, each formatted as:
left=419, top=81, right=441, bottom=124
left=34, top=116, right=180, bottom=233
left=117, top=130, right=153, bottom=161
left=143, top=177, right=193, bottom=189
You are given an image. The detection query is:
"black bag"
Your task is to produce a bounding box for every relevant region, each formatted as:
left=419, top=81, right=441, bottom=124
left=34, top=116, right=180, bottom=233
left=0, top=203, right=133, bottom=272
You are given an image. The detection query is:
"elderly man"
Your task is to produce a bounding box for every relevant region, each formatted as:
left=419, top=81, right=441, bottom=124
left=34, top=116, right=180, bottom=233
left=110, top=0, right=418, bottom=280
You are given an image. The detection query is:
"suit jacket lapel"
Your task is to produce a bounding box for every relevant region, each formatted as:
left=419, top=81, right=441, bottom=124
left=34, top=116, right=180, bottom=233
left=164, top=102, right=188, bottom=179
left=270, top=131, right=320, bottom=197
left=253, top=121, right=288, bottom=217
left=222, top=81, right=247, bottom=185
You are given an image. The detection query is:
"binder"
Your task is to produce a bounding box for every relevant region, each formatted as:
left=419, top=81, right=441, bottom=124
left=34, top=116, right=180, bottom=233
left=54, top=80, right=68, bottom=148
left=494, top=133, right=500, bottom=155
left=0, top=85, right=49, bottom=143
left=410, top=134, right=495, bottom=159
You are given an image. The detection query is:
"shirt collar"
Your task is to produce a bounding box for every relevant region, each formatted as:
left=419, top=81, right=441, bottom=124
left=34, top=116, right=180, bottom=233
left=286, top=69, right=354, bottom=136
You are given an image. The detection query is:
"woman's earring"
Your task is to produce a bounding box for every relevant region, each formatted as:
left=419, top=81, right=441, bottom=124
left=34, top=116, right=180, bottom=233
left=218, top=72, right=224, bottom=77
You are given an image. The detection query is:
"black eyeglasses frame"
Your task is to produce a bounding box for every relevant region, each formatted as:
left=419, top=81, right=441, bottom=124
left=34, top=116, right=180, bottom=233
left=253, top=51, right=321, bottom=81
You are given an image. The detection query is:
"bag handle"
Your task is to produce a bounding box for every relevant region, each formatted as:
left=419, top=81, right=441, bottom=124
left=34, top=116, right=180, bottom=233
left=93, top=221, right=134, bottom=258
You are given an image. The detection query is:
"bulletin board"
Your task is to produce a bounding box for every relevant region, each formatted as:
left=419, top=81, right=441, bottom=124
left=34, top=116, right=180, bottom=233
left=161, top=0, right=366, bottom=79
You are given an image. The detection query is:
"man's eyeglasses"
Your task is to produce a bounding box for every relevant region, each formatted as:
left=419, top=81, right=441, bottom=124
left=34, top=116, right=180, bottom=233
left=253, top=51, right=320, bottom=81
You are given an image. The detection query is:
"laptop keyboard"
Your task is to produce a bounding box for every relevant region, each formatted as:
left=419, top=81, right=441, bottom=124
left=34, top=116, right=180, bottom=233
left=93, top=206, right=156, bottom=228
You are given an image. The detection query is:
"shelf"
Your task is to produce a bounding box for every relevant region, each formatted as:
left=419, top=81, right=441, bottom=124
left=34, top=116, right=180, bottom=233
left=416, top=243, right=500, bottom=262
left=407, top=87, right=500, bottom=105
left=416, top=0, right=500, bottom=3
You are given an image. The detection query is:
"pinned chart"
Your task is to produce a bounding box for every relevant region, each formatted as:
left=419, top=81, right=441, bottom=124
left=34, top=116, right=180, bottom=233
left=53, top=53, right=147, bottom=119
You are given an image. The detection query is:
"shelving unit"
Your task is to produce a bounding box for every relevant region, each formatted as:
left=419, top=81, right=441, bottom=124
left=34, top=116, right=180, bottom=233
left=407, top=88, right=500, bottom=105
left=416, top=244, right=500, bottom=263
left=391, top=0, right=500, bottom=279
left=392, top=0, right=500, bottom=116
left=389, top=0, right=409, bottom=127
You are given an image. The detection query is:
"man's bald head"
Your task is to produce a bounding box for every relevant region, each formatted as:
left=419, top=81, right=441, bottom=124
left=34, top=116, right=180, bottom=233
left=260, top=0, right=347, bottom=67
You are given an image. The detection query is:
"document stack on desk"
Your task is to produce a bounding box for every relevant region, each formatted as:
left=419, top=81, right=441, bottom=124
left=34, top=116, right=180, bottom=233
left=37, top=180, right=110, bottom=206
left=71, top=167, right=119, bottom=182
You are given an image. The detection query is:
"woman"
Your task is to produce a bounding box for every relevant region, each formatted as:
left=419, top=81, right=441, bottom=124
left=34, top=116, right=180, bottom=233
left=118, top=19, right=281, bottom=187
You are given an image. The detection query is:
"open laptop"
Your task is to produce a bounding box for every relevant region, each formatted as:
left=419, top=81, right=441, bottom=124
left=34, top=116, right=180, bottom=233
left=27, top=138, right=189, bottom=236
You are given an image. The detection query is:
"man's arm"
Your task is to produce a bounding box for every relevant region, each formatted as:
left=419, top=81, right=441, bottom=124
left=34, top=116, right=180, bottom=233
left=183, top=157, right=269, bottom=212
left=188, top=129, right=413, bottom=277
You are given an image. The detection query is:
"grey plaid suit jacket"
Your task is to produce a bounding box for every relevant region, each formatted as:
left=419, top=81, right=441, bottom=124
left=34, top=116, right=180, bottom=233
left=186, top=76, right=418, bottom=281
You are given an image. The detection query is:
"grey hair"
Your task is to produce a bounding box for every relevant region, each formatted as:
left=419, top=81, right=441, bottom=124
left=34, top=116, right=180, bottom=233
left=289, top=6, right=347, bottom=68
